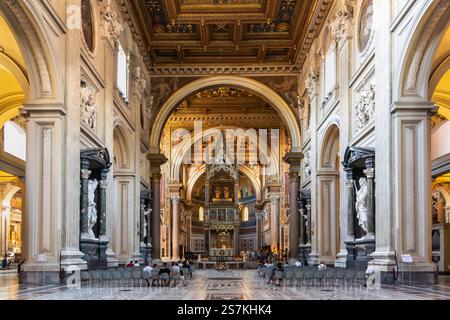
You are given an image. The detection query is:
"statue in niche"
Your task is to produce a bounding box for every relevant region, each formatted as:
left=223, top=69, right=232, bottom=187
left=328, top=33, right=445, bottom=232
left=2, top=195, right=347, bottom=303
left=355, top=177, right=368, bottom=233
left=87, top=179, right=99, bottom=239
left=224, top=187, right=230, bottom=198
left=215, top=187, right=222, bottom=199
left=241, top=186, right=248, bottom=198
left=143, top=208, right=151, bottom=240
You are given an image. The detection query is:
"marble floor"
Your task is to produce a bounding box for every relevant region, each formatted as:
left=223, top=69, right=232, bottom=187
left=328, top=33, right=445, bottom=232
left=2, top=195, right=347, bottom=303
left=1, top=270, right=450, bottom=300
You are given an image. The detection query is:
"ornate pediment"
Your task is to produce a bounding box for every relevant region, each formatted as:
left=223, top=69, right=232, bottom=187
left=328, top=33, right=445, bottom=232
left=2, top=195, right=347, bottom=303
left=81, top=148, right=112, bottom=170
left=342, top=146, right=375, bottom=169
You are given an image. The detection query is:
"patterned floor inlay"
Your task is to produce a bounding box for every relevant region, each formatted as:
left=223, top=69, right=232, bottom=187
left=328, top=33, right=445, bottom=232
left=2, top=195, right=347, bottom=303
left=1, top=270, right=450, bottom=300
left=208, top=293, right=246, bottom=300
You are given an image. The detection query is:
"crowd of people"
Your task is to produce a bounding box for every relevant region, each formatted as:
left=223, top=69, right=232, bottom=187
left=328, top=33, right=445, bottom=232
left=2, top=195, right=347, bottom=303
left=137, top=260, right=193, bottom=287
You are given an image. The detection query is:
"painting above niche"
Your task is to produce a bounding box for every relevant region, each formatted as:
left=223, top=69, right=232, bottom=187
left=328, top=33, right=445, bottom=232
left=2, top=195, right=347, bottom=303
left=81, top=0, right=95, bottom=53
left=358, top=0, right=373, bottom=54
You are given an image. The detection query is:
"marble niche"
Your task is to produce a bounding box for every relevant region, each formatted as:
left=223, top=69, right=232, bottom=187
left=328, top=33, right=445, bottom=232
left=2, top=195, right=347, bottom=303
left=342, top=146, right=375, bottom=271
left=80, top=148, right=112, bottom=269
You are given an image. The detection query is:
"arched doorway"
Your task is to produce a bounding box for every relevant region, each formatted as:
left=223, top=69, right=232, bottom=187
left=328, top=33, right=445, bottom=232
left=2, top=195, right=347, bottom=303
left=318, top=124, right=340, bottom=265
left=112, top=123, right=138, bottom=265
left=429, top=24, right=450, bottom=273
left=0, top=13, right=27, bottom=268
left=389, top=1, right=450, bottom=281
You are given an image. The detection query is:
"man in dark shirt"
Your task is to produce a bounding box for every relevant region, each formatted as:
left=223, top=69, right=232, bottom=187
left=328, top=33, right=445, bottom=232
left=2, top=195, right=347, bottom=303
left=159, top=262, right=171, bottom=286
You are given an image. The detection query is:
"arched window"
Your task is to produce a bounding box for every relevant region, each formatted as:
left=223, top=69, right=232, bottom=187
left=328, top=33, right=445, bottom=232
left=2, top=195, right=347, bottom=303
left=117, top=42, right=129, bottom=102
left=242, top=206, right=249, bottom=222
left=199, top=206, right=204, bottom=222
left=4, top=120, right=26, bottom=161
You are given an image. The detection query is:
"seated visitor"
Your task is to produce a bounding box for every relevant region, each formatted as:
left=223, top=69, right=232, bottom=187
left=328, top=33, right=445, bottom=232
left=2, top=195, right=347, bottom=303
left=142, top=263, right=153, bottom=287
left=318, top=263, right=327, bottom=270
left=159, top=263, right=171, bottom=286
left=134, top=260, right=140, bottom=267
left=126, top=260, right=134, bottom=267
left=182, top=260, right=191, bottom=278
left=143, top=263, right=153, bottom=274
left=171, top=261, right=180, bottom=274
left=269, top=262, right=284, bottom=286
left=295, top=259, right=302, bottom=267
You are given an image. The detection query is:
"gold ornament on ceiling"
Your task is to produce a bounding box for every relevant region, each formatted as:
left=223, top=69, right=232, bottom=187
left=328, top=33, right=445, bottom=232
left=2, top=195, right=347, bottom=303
left=195, top=87, right=254, bottom=98
left=276, top=22, right=290, bottom=32
left=153, top=23, right=166, bottom=33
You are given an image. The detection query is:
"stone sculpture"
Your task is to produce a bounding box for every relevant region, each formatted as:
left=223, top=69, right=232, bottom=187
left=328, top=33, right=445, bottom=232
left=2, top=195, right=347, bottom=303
left=87, top=179, right=98, bottom=238
left=355, top=177, right=368, bottom=233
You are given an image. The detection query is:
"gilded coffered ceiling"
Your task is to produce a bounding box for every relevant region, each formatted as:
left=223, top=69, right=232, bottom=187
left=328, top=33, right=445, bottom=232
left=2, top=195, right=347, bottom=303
left=128, top=0, right=332, bottom=74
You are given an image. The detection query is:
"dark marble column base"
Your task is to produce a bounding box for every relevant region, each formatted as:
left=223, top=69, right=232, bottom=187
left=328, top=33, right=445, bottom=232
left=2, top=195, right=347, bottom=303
left=299, top=244, right=311, bottom=264
left=345, top=238, right=375, bottom=271
left=380, top=270, right=438, bottom=285
left=140, top=246, right=151, bottom=265
left=80, top=238, right=109, bottom=270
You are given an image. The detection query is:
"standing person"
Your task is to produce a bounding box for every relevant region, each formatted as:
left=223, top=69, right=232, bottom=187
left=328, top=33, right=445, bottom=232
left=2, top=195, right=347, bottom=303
left=17, top=258, right=25, bottom=283
left=2, top=254, right=7, bottom=269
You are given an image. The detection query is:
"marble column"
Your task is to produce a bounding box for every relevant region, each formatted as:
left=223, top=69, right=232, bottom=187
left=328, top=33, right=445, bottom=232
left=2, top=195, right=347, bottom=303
left=204, top=228, right=209, bottom=256
left=147, top=208, right=152, bottom=247
left=171, top=194, right=181, bottom=261
left=140, top=197, right=146, bottom=245
left=234, top=227, right=240, bottom=255
left=99, top=169, right=109, bottom=239
left=364, top=161, right=375, bottom=238
left=345, top=168, right=355, bottom=239
left=283, top=152, right=303, bottom=261
left=186, top=211, right=192, bottom=253
left=151, top=173, right=162, bottom=262
left=80, top=161, right=91, bottom=239
left=270, top=195, right=280, bottom=252
left=148, top=153, right=167, bottom=262
left=299, top=207, right=305, bottom=245
left=255, top=212, right=261, bottom=251
left=288, top=173, right=300, bottom=261
left=306, top=199, right=311, bottom=245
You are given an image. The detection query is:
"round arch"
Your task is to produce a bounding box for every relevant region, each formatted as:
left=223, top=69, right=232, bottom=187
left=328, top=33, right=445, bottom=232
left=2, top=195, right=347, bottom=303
left=149, top=76, right=302, bottom=153
left=0, top=1, right=59, bottom=101
left=319, top=123, right=340, bottom=170
left=1, top=185, right=21, bottom=255
left=396, top=1, right=450, bottom=101
left=113, top=123, right=132, bottom=170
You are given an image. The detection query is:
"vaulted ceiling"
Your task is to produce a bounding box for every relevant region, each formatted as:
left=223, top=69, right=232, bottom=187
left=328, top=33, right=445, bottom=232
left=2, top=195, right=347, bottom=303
left=128, top=0, right=331, bottom=73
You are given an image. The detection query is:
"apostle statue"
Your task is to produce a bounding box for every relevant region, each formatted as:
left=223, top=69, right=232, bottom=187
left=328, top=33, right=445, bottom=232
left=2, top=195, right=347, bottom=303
left=355, top=177, right=368, bottom=233
left=87, top=179, right=99, bottom=238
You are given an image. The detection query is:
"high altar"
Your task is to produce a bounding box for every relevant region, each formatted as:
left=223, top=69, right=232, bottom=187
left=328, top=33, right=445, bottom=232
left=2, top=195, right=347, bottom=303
left=202, top=163, right=241, bottom=257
